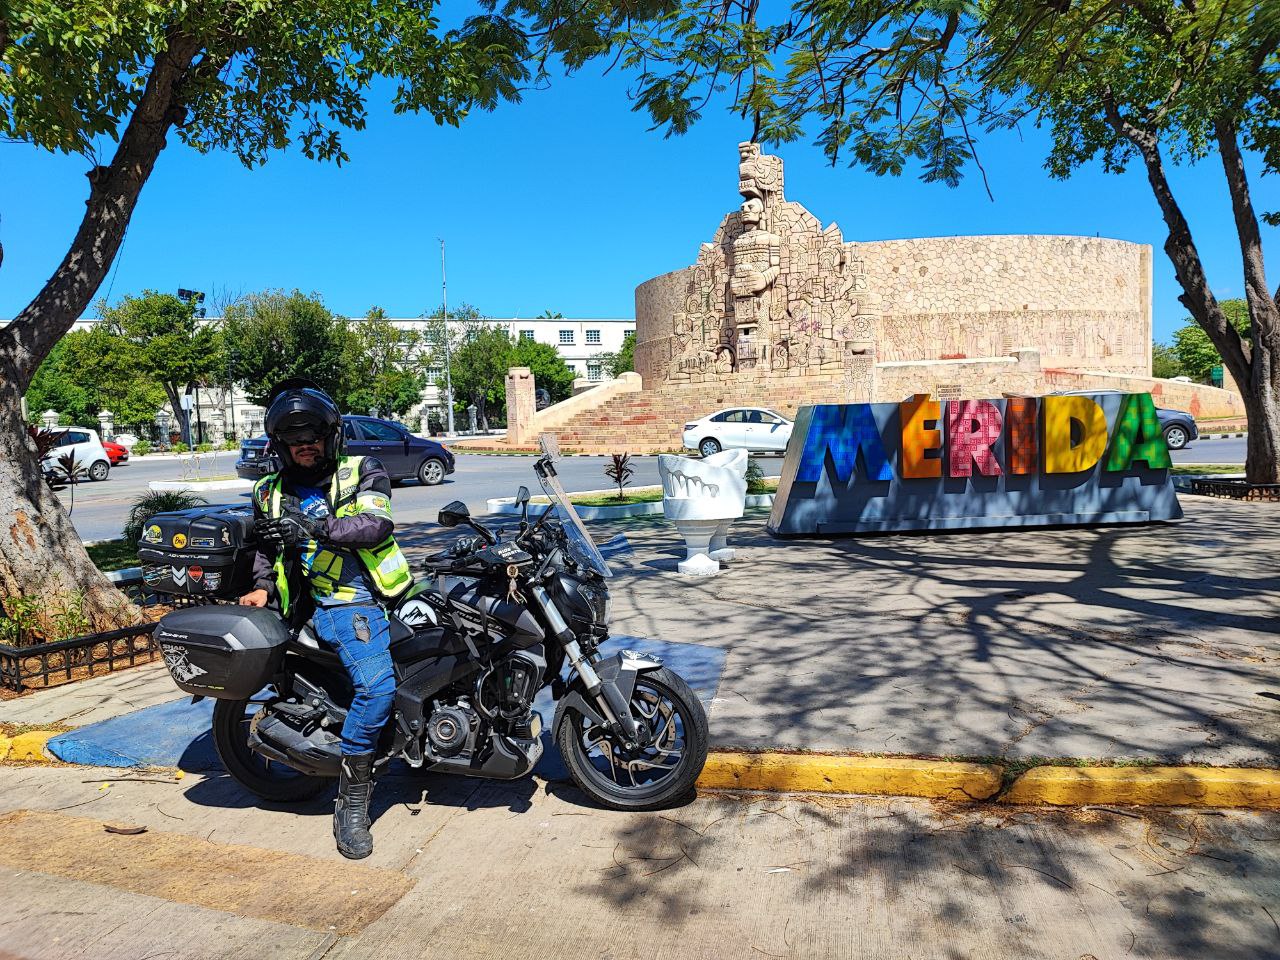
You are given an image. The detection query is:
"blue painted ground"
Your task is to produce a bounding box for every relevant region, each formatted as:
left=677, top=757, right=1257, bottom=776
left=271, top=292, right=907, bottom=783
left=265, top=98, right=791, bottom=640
left=47, top=634, right=726, bottom=778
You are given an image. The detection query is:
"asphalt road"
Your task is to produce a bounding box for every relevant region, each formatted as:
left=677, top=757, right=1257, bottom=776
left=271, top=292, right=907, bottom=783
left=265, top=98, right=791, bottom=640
left=62, top=451, right=787, bottom=543
left=62, top=434, right=1246, bottom=544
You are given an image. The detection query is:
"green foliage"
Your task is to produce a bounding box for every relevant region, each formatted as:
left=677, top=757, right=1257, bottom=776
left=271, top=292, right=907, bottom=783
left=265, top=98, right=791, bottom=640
left=99, top=290, right=225, bottom=436
left=223, top=290, right=349, bottom=405
left=123, top=490, right=209, bottom=548
left=1, top=588, right=96, bottom=646
left=510, top=337, right=575, bottom=403
left=221, top=438, right=240, bottom=451
left=171, top=441, right=190, bottom=453
left=1172, top=300, right=1252, bottom=382
left=1, top=3, right=534, bottom=165
left=132, top=440, right=152, bottom=457
left=594, top=330, right=636, bottom=379
left=745, top=458, right=769, bottom=495
left=340, top=307, right=427, bottom=418
left=24, top=328, right=165, bottom=429
left=445, top=322, right=514, bottom=430
left=1152, top=342, right=1184, bottom=380
left=195, top=442, right=214, bottom=453
left=604, top=452, right=635, bottom=500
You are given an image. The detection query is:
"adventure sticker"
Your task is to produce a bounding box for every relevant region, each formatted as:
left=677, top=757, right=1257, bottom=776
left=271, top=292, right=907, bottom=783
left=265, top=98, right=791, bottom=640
left=142, top=524, right=163, bottom=544
left=161, top=643, right=208, bottom=684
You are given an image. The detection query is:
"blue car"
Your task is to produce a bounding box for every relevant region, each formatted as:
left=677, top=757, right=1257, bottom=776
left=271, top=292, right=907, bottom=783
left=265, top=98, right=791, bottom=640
left=236, top=415, right=455, bottom=485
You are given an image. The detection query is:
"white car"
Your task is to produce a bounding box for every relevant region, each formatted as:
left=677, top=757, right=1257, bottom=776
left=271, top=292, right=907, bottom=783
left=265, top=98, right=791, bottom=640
left=43, top=426, right=112, bottom=481
left=682, top=407, right=793, bottom=458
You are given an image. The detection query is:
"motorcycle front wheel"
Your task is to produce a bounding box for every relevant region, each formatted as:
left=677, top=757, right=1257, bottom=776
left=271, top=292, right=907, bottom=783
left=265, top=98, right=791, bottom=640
left=556, top=667, right=709, bottom=811
left=211, top=698, right=331, bottom=802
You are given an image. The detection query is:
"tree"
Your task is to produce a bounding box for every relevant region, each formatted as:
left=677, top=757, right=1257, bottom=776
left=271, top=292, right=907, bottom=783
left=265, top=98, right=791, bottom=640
left=594, top=330, right=636, bottom=379
left=1152, top=342, right=1185, bottom=380
left=100, top=291, right=223, bottom=443
left=0, top=4, right=533, bottom=629
left=1171, top=299, right=1252, bottom=383
left=536, top=310, right=564, bottom=319
left=25, top=329, right=165, bottom=431
left=511, top=337, right=575, bottom=403
left=499, top=0, right=1280, bottom=481
left=223, top=291, right=349, bottom=406
left=340, top=307, right=427, bottom=418
left=448, top=324, right=513, bottom=432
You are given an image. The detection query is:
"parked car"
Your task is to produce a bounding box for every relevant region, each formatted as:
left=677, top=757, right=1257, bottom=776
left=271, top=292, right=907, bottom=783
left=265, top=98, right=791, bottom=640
left=1057, top=391, right=1199, bottom=449
left=111, top=432, right=140, bottom=450
left=235, top=415, right=456, bottom=485
left=682, top=407, right=794, bottom=457
left=102, top=439, right=130, bottom=466
left=42, top=426, right=112, bottom=481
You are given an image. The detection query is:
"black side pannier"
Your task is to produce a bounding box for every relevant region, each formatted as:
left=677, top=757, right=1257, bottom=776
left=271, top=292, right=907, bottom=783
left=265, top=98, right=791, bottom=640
left=154, top=605, right=290, bottom=698
left=137, top=504, right=257, bottom=599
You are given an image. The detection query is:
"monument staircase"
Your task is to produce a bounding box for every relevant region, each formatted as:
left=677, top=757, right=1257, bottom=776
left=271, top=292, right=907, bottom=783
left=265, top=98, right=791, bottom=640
left=537, top=378, right=848, bottom=455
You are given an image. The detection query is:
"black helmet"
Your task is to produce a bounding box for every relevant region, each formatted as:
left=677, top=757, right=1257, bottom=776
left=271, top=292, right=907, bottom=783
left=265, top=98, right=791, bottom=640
left=264, top=378, right=343, bottom=478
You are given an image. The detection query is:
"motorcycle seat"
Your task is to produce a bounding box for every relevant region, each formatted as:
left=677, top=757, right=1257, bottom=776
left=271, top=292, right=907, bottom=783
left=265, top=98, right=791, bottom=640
left=291, top=613, right=415, bottom=653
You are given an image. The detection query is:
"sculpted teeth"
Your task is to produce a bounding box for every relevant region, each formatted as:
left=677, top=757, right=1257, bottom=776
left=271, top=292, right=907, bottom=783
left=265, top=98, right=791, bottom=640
left=663, top=471, right=721, bottom=499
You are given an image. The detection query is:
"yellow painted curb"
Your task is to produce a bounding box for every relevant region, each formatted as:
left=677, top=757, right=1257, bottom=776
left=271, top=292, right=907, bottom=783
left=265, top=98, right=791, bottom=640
left=4, top=731, right=57, bottom=764
left=0, top=736, right=10, bottom=761
left=697, top=751, right=1003, bottom=801
left=1002, top=765, right=1280, bottom=809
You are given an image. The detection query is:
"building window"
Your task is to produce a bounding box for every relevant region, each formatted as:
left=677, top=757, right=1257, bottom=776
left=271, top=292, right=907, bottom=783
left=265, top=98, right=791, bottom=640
left=588, top=363, right=603, bottom=381
left=425, top=367, right=443, bottom=381
left=520, top=329, right=534, bottom=341
left=559, top=329, right=574, bottom=345
left=586, top=329, right=601, bottom=345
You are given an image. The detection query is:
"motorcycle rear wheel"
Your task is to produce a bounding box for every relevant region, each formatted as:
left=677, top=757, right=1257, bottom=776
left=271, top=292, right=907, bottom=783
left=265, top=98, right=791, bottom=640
left=556, top=667, right=708, bottom=811
left=212, top=698, right=332, bottom=802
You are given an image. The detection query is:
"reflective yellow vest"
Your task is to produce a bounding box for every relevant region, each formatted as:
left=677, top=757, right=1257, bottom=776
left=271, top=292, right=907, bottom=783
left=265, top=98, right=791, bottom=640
left=254, top=456, right=412, bottom=615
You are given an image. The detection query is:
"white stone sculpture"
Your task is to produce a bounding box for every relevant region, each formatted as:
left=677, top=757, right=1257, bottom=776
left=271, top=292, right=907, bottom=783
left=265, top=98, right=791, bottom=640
left=659, top=449, right=748, bottom=576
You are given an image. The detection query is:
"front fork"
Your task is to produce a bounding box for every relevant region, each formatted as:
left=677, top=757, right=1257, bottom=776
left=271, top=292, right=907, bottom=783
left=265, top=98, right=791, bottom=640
left=529, top=584, right=662, bottom=749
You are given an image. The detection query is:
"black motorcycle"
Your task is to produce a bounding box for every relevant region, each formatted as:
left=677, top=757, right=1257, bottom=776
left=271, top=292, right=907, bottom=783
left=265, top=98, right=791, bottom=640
left=153, top=441, right=709, bottom=811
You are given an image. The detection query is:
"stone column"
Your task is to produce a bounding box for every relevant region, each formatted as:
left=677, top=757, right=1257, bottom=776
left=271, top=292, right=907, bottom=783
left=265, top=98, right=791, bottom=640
left=505, top=367, right=537, bottom=446
left=41, top=410, right=59, bottom=430
left=210, top=411, right=226, bottom=446
left=97, top=409, right=114, bottom=440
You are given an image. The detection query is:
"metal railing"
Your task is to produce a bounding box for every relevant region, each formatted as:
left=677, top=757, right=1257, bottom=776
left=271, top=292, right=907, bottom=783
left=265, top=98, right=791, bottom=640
left=1189, top=478, right=1280, bottom=502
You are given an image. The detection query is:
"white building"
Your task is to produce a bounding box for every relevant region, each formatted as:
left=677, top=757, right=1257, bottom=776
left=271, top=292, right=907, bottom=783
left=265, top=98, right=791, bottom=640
left=63, top=315, right=634, bottom=440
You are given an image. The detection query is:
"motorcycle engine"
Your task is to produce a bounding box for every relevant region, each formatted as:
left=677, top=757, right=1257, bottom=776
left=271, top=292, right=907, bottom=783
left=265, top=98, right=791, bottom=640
left=425, top=704, right=478, bottom=758
left=475, top=647, right=547, bottom=723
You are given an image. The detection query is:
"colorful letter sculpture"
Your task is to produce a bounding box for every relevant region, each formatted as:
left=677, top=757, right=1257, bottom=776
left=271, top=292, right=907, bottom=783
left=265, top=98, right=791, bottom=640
left=768, top=393, right=1182, bottom=536
left=659, top=449, right=749, bottom=575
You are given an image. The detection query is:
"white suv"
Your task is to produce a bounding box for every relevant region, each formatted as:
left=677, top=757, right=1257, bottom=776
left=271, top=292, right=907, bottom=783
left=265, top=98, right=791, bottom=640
left=44, top=427, right=112, bottom=482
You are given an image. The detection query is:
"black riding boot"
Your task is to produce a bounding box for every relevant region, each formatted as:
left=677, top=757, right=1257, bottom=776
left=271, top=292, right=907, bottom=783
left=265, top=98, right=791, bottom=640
left=333, top=751, right=375, bottom=859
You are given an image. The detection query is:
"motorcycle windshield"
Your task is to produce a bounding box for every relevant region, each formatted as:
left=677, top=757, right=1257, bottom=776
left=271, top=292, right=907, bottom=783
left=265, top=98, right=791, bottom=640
left=536, top=448, right=612, bottom=579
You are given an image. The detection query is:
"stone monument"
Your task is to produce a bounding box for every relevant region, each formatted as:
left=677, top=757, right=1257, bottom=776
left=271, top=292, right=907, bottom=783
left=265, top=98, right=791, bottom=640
left=505, top=367, right=537, bottom=446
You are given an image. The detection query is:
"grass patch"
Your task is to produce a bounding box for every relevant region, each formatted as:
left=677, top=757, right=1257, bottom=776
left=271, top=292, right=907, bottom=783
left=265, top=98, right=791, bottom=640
left=87, top=539, right=137, bottom=572
left=0, top=721, right=73, bottom=738
left=1169, top=464, right=1244, bottom=475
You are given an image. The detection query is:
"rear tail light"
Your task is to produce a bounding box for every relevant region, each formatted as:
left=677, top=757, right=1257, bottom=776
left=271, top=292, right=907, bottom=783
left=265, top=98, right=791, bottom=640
left=683, top=423, right=698, bottom=431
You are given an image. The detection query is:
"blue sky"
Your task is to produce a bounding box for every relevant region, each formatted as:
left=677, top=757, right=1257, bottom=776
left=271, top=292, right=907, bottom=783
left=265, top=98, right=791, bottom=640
left=1, top=64, right=1274, bottom=343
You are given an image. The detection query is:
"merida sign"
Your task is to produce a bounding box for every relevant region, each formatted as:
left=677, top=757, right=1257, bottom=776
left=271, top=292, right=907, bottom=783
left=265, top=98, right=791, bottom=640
left=767, top=393, right=1182, bottom=536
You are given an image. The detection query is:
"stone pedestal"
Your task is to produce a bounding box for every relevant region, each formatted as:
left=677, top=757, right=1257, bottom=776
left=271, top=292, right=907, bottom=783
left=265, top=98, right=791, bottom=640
left=505, top=367, right=537, bottom=446
left=97, top=409, right=114, bottom=440
left=659, top=449, right=748, bottom=576
left=41, top=410, right=59, bottom=430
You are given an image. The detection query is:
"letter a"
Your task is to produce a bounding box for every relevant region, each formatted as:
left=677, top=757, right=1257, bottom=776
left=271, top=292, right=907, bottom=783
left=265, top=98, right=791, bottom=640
left=1104, top=393, right=1172, bottom=471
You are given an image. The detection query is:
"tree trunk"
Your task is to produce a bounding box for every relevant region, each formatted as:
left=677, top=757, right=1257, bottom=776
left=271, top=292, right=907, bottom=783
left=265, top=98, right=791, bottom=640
left=0, top=31, right=199, bottom=631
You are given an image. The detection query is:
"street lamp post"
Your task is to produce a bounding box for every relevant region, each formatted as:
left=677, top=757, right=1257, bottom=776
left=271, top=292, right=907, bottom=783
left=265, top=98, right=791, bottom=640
left=439, top=238, right=455, bottom=436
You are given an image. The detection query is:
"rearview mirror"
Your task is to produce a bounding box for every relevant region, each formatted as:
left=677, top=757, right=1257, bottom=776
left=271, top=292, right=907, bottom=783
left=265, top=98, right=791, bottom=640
left=515, top=486, right=530, bottom=506
left=438, top=501, right=470, bottom=528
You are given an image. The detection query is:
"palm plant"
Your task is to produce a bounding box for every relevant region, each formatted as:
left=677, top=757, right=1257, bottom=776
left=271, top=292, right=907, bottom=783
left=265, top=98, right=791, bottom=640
left=604, top=453, right=634, bottom=502
left=54, top=452, right=89, bottom=515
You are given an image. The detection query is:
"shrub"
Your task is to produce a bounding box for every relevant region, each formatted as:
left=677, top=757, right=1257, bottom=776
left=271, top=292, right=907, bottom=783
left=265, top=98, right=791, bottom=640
left=746, top=458, right=769, bottom=495
left=123, top=489, right=209, bottom=547
left=195, top=442, right=214, bottom=453
left=171, top=441, right=190, bottom=453
left=133, top=440, right=152, bottom=456
left=604, top=452, right=635, bottom=501
left=222, top=438, right=240, bottom=451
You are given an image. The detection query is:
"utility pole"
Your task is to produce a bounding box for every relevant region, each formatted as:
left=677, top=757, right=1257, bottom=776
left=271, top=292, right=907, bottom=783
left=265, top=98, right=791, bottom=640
left=439, top=238, right=455, bottom=436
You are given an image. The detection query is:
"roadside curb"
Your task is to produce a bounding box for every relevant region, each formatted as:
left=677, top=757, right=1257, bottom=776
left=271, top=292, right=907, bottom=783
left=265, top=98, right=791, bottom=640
left=696, top=751, right=1280, bottom=810
left=0, top=731, right=59, bottom=763
left=1197, top=432, right=1247, bottom=440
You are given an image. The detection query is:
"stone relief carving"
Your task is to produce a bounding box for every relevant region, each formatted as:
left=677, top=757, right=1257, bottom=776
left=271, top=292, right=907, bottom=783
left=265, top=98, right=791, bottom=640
left=665, top=142, right=880, bottom=385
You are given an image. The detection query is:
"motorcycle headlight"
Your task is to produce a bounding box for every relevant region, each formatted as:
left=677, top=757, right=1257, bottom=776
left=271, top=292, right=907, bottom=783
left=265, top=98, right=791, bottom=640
left=576, top=581, right=611, bottom=625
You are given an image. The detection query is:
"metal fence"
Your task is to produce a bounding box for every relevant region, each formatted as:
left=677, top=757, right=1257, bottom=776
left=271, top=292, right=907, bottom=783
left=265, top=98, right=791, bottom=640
left=1189, top=478, right=1280, bottom=502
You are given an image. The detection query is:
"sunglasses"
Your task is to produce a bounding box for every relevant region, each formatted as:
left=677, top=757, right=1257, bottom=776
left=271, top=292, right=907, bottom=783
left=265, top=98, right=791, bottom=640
left=277, top=427, right=327, bottom=446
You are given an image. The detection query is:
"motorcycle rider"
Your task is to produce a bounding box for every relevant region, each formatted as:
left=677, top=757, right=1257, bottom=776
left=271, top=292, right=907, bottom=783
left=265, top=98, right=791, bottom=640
left=238, top=380, right=412, bottom=859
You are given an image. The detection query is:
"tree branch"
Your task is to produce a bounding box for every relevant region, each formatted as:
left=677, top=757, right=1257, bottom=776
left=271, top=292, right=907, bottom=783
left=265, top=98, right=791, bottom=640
left=0, top=27, right=202, bottom=391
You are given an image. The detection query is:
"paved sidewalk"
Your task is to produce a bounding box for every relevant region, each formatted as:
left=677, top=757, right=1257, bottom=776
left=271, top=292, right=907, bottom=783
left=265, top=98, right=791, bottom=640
left=0, top=764, right=1277, bottom=960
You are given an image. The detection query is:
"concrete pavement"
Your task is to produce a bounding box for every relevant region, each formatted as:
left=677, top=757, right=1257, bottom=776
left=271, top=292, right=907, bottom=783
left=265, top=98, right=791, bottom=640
left=0, top=763, right=1277, bottom=960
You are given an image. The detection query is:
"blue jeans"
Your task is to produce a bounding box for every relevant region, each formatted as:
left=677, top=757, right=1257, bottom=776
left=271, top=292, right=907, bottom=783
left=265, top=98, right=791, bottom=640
left=312, top=604, right=395, bottom=755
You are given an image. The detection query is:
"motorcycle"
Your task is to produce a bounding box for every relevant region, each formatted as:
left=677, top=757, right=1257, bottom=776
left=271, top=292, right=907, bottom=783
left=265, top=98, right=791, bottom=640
left=152, top=437, right=709, bottom=811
